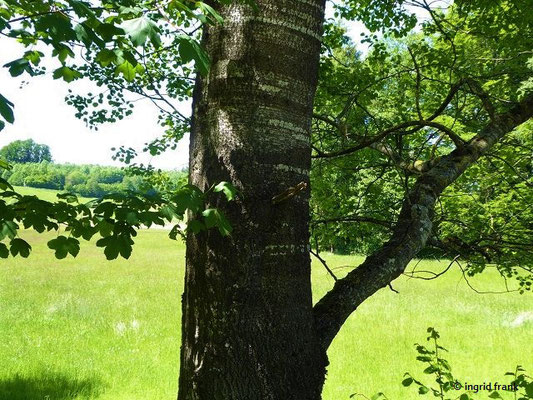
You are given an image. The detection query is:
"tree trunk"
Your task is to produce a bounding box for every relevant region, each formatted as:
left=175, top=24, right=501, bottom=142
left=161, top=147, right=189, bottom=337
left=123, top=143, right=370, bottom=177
left=178, top=1, right=327, bottom=399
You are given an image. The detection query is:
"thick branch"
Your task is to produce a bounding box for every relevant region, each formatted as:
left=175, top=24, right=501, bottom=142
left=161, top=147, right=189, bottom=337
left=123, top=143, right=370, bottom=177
left=313, top=119, right=464, bottom=158
left=313, top=95, right=533, bottom=350
left=312, top=120, right=432, bottom=158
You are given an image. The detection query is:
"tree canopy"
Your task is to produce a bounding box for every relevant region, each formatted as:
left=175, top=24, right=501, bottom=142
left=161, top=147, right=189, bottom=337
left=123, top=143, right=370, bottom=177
left=0, top=0, right=531, bottom=291
left=310, top=0, right=533, bottom=292
left=0, top=138, right=52, bottom=163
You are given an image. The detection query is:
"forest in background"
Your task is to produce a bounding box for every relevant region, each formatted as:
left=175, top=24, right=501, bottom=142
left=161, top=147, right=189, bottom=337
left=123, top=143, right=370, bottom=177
left=0, top=139, right=187, bottom=198
left=1, top=162, right=187, bottom=197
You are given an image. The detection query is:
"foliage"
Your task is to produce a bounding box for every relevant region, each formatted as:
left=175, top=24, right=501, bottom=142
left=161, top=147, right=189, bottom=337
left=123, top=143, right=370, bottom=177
left=0, top=0, right=216, bottom=133
left=401, top=328, right=533, bottom=400
left=0, top=0, right=251, bottom=261
left=0, top=160, right=237, bottom=260
left=0, top=0, right=531, bottom=292
left=0, top=139, right=52, bottom=164
left=0, top=0, right=254, bottom=161
left=311, top=0, right=532, bottom=289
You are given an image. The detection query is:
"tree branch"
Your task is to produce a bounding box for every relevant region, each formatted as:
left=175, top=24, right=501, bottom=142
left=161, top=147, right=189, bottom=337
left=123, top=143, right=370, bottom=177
left=312, top=95, right=533, bottom=350
left=408, top=46, right=424, bottom=120
left=313, top=119, right=464, bottom=158
left=369, top=142, right=439, bottom=174
left=310, top=249, right=338, bottom=281
left=312, top=77, right=475, bottom=159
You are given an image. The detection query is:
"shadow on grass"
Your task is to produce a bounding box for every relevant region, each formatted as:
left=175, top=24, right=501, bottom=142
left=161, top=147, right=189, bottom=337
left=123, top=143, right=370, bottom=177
left=0, top=372, right=105, bottom=400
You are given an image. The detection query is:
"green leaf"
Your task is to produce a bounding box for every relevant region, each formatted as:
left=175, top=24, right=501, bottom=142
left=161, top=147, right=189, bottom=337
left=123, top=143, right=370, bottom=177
left=96, top=236, right=118, bottom=260
left=0, top=158, right=12, bottom=171
left=198, top=2, right=224, bottom=24
left=57, top=192, right=79, bottom=203
left=47, top=236, right=80, bottom=259
left=526, top=382, right=533, bottom=396
left=96, top=234, right=133, bottom=260
left=94, top=202, right=115, bottom=218
left=172, top=185, right=204, bottom=214
left=202, top=208, right=232, bottom=236
left=118, top=5, right=143, bottom=16
left=24, top=50, right=44, bottom=66
left=74, top=22, right=93, bottom=45
left=0, top=177, right=13, bottom=191
left=418, top=386, right=429, bottom=395
left=187, top=219, right=205, bottom=234
left=10, top=238, right=31, bottom=258
left=169, top=223, right=185, bottom=240
left=52, top=45, right=75, bottom=64
left=0, top=221, right=17, bottom=241
left=160, top=205, right=177, bottom=222
left=214, top=181, right=238, bottom=201
left=121, top=16, right=161, bottom=47
left=177, top=35, right=210, bottom=75
left=66, top=0, right=95, bottom=18
left=402, top=377, right=413, bottom=387
left=459, top=394, right=470, bottom=400
left=34, top=13, right=76, bottom=42
left=95, top=22, right=125, bottom=42
left=0, top=93, right=14, bottom=123
left=4, top=58, right=33, bottom=77
left=423, top=365, right=438, bottom=374
left=0, top=242, right=8, bottom=258
left=97, top=219, right=114, bottom=237
left=114, top=61, right=138, bottom=82
left=488, top=392, right=502, bottom=399
left=53, top=66, right=82, bottom=82
left=95, top=48, right=117, bottom=67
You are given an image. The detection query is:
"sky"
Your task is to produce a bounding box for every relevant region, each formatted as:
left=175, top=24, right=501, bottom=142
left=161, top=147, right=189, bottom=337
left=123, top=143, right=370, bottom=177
left=0, top=40, right=191, bottom=171
left=0, top=3, right=432, bottom=170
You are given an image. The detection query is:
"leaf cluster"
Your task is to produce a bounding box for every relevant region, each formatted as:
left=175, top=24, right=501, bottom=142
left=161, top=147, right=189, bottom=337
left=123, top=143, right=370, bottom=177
left=311, top=0, right=532, bottom=289
left=0, top=160, right=238, bottom=260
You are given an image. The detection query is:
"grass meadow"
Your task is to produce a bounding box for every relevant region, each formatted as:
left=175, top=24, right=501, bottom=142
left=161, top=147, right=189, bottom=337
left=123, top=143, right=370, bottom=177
left=1, top=189, right=532, bottom=399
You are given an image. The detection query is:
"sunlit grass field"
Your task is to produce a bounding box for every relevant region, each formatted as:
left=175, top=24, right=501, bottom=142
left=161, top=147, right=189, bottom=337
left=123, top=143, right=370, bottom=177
left=11, top=186, right=94, bottom=203
left=1, top=189, right=531, bottom=399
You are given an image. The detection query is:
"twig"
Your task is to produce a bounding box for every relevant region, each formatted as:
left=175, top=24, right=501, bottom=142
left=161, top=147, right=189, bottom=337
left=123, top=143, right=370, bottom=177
left=408, top=46, right=424, bottom=120
left=310, top=249, right=338, bottom=281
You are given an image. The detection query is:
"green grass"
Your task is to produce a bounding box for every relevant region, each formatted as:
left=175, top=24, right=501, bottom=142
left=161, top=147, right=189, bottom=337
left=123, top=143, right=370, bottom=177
left=317, top=257, right=533, bottom=399
left=12, top=186, right=94, bottom=203
left=0, top=187, right=531, bottom=399
left=0, top=230, right=183, bottom=400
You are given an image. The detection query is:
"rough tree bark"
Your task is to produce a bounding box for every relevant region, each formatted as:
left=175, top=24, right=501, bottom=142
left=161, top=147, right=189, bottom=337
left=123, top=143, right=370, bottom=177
left=179, top=1, right=328, bottom=399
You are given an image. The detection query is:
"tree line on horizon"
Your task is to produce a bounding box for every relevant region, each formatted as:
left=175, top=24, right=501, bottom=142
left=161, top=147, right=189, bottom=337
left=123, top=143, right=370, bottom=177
left=0, top=139, right=187, bottom=198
